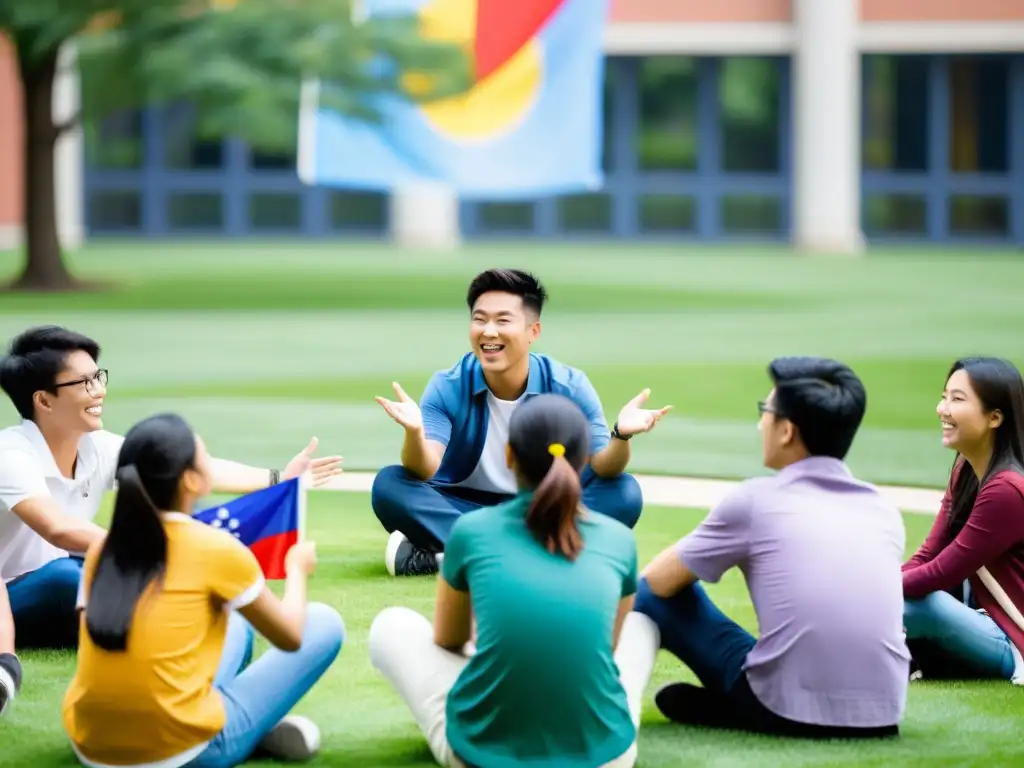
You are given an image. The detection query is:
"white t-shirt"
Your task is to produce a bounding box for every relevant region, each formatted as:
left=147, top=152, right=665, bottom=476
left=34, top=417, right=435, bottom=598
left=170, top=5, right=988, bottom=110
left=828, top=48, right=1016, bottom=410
left=456, top=392, right=523, bottom=495
left=0, top=420, right=123, bottom=582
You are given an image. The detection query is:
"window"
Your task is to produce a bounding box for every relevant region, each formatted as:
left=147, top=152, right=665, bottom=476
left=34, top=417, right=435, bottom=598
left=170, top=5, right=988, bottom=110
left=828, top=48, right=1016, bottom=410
left=330, top=192, right=388, bottom=231
left=85, top=111, right=143, bottom=170
left=720, top=58, right=780, bottom=173
left=637, top=57, right=698, bottom=171
left=862, top=55, right=929, bottom=172
left=949, top=56, right=1009, bottom=174
left=639, top=195, right=695, bottom=233
left=168, top=193, right=223, bottom=230
left=250, top=194, right=302, bottom=230
left=558, top=194, right=612, bottom=233
left=721, top=195, right=782, bottom=235
left=478, top=203, right=535, bottom=233
left=88, top=191, right=141, bottom=231
left=163, top=104, right=224, bottom=170
left=863, top=195, right=928, bottom=236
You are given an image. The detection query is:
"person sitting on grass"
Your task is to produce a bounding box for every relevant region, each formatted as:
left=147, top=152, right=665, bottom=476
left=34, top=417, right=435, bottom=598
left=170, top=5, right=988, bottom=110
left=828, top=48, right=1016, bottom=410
left=368, top=393, right=659, bottom=768
left=0, top=580, right=21, bottom=718
left=636, top=356, right=910, bottom=738
left=62, top=413, right=345, bottom=768
left=371, top=268, right=670, bottom=577
left=0, top=325, right=343, bottom=650
left=902, top=357, right=1024, bottom=684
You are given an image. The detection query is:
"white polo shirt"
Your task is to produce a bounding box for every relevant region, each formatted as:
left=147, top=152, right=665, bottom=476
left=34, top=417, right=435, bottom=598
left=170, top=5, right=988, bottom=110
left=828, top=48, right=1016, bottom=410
left=0, top=420, right=123, bottom=583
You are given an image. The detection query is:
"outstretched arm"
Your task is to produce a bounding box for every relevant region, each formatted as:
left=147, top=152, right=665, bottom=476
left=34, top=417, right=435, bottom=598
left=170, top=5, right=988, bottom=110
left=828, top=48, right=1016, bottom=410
left=209, top=437, right=342, bottom=493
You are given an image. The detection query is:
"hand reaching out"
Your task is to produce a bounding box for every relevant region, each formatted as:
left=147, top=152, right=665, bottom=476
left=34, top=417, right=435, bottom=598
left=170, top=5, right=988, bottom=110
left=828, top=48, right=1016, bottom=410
left=282, top=437, right=343, bottom=487
left=615, top=388, right=672, bottom=438
left=376, top=382, right=423, bottom=433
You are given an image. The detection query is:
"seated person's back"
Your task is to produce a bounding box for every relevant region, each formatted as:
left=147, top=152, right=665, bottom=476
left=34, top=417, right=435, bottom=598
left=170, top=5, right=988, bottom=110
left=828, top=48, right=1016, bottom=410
left=722, top=460, right=907, bottom=720
left=443, top=495, right=636, bottom=761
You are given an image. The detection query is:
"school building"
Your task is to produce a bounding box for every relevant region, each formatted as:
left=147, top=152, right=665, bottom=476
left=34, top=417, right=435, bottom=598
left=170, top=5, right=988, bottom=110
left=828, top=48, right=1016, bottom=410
left=1, top=0, right=1023, bottom=252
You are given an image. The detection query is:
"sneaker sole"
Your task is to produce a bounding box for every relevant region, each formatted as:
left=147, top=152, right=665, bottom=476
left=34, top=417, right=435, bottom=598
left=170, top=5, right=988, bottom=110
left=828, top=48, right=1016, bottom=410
left=385, top=531, right=407, bottom=577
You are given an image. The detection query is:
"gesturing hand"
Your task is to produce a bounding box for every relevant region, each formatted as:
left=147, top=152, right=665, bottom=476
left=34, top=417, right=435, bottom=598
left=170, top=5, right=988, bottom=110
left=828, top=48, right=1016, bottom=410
left=615, top=388, right=672, bottom=438
left=376, top=381, right=423, bottom=433
left=282, top=437, right=343, bottom=487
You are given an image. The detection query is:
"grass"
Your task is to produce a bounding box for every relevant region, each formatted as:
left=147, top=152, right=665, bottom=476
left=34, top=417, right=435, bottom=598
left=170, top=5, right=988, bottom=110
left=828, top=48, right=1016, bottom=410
left=5, top=493, right=1023, bottom=768
left=2, top=242, right=1023, bottom=488
left=2, top=242, right=1024, bottom=764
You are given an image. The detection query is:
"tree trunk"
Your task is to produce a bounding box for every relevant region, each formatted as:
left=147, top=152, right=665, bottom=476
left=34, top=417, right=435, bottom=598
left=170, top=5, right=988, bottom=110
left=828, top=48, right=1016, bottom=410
left=11, top=45, right=79, bottom=291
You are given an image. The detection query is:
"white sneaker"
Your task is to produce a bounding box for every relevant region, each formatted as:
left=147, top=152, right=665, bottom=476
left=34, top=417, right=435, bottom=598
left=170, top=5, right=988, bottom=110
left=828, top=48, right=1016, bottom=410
left=0, top=664, right=15, bottom=717
left=385, top=531, right=440, bottom=577
left=258, top=715, right=321, bottom=761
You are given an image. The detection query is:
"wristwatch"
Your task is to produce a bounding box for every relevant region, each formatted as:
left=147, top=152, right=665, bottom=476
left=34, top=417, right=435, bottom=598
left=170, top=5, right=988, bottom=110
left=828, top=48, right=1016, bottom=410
left=611, top=422, right=632, bottom=442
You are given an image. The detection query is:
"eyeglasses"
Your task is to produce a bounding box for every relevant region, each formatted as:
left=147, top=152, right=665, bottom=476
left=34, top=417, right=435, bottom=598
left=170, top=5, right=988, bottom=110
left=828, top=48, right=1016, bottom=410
left=54, top=369, right=108, bottom=395
left=758, top=400, right=783, bottom=417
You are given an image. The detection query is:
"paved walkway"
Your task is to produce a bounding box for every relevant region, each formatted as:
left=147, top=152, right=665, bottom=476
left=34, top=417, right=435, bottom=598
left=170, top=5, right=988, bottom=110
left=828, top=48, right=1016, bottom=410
left=321, top=471, right=943, bottom=514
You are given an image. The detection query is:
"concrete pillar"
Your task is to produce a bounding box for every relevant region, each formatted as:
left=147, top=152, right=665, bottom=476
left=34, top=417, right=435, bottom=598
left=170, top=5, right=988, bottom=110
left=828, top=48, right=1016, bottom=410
left=53, top=42, right=83, bottom=251
left=388, top=183, right=462, bottom=249
left=792, top=0, right=862, bottom=254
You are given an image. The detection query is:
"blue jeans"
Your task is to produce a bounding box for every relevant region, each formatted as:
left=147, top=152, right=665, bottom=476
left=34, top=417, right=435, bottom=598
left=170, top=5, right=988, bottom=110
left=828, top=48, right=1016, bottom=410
left=188, top=603, right=345, bottom=768
left=371, top=464, right=644, bottom=551
left=634, top=578, right=755, bottom=693
left=904, top=590, right=1016, bottom=680
left=6, top=557, right=83, bottom=649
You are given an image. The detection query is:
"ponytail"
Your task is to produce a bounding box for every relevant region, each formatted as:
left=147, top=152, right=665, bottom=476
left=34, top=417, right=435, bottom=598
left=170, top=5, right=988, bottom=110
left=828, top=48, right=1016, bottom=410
left=525, top=443, right=584, bottom=561
left=85, top=464, right=168, bottom=652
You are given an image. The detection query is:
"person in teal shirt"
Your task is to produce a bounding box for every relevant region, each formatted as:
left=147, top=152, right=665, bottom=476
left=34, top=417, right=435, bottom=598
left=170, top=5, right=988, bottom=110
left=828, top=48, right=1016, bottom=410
left=368, top=393, right=659, bottom=768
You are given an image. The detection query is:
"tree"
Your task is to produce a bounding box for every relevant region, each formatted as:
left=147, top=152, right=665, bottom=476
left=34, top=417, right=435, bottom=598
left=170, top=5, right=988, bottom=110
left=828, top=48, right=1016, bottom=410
left=1, top=0, right=470, bottom=290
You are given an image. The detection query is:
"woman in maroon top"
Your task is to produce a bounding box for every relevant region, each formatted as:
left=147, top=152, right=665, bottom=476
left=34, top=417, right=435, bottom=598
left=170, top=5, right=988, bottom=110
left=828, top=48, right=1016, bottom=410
left=902, top=357, right=1024, bottom=683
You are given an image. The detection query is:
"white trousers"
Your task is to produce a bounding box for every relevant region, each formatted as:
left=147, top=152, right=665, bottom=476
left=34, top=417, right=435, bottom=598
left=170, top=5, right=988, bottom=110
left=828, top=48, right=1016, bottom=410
left=368, top=607, right=660, bottom=768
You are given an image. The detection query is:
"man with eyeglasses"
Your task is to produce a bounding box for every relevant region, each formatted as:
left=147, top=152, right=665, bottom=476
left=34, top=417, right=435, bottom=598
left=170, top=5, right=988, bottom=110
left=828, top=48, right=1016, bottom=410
left=0, top=325, right=343, bottom=650
left=634, top=357, right=910, bottom=739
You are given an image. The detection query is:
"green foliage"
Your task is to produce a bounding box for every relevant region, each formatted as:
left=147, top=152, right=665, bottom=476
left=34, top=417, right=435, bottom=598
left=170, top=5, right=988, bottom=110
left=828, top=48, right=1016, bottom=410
left=4, top=0, right=472, bottom=152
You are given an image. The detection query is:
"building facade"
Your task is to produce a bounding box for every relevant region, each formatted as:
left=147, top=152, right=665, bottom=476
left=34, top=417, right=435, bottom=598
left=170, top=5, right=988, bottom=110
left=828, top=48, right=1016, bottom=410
left=1, top=0, right=1023, bottom=250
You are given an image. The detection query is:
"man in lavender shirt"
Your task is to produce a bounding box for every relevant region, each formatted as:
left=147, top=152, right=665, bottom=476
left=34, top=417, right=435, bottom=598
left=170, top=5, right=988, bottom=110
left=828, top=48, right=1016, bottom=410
left=637, top=357, right=910, bottom=738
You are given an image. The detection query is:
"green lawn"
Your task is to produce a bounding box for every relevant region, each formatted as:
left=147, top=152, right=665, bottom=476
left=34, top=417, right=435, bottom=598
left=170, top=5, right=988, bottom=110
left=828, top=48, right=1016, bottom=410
left=2, top=242, right=1023, bottom=489
left=2, top=242, right=1024, bottom=765
left=4, top=493, right=1021, bottom=768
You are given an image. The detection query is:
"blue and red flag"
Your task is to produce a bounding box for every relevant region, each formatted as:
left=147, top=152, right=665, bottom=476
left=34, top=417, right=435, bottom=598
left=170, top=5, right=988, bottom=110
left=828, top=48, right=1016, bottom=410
left=298, top=0, right=609, bottom=197
left=194, top=476, right=306, bottom=580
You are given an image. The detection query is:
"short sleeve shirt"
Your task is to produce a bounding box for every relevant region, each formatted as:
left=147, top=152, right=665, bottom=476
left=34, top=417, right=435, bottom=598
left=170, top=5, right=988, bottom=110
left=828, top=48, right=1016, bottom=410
left=441, top=494, right=637, bottom=767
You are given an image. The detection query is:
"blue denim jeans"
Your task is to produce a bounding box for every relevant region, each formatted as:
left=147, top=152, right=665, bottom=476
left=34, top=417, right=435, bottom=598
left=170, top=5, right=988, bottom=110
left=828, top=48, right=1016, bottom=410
left=904, top=590, right=1016, bottom=680
left=6, top=557, right=83, bottom=649
left=187, top=603, right=345, bottom=768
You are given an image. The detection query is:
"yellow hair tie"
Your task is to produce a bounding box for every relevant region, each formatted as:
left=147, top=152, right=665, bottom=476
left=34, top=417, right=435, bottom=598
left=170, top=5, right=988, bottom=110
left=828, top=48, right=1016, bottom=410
left=548, top=443, right=565, bottom=458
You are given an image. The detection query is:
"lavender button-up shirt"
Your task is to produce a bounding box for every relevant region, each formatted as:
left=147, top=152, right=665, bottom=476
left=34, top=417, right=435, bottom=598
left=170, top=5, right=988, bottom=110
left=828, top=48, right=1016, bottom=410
left=677, top=456, right=910, bottom=728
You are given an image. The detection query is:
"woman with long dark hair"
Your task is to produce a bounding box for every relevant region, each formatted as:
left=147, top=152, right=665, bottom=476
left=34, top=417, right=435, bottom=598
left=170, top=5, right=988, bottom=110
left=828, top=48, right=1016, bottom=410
left=62, top=413, right=345, bottom=767
left=368, top=393, right=658, bottom=768
left=902, top=357, right=1024, bottom=683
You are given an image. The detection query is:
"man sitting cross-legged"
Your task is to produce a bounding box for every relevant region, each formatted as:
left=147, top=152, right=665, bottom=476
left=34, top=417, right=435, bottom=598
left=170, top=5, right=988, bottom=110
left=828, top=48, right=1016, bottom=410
left=636, top=356, right=910, bottom=738
left=372, top=268, right=671, bottom=576
left=0, top=325, right=344, bottom=650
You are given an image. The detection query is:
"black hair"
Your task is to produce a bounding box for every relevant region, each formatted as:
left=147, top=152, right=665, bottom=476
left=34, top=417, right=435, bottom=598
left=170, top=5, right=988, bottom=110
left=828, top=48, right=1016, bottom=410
left=943, top=357, right=1024, bottom=536
left=507, top=393, right=591, bottom=560
left=466, top=269, right=548, bottom=317
left=0, top=325, right=101, bottom=420
left=85, top=413, right=198, bottom=652
left=767, top=356, right=867, bottom=460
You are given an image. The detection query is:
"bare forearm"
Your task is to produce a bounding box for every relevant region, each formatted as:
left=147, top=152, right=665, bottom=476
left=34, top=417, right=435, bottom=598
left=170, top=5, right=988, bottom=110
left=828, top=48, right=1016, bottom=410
left=590, top=438, right=631, bottom=478
left=279, top=569, right=309, bottom=639
left=209, top=458, right=272, bottom=494
left=51, top=519, right=106, bottom=556
left=401, top=428, right=441, bottom=481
